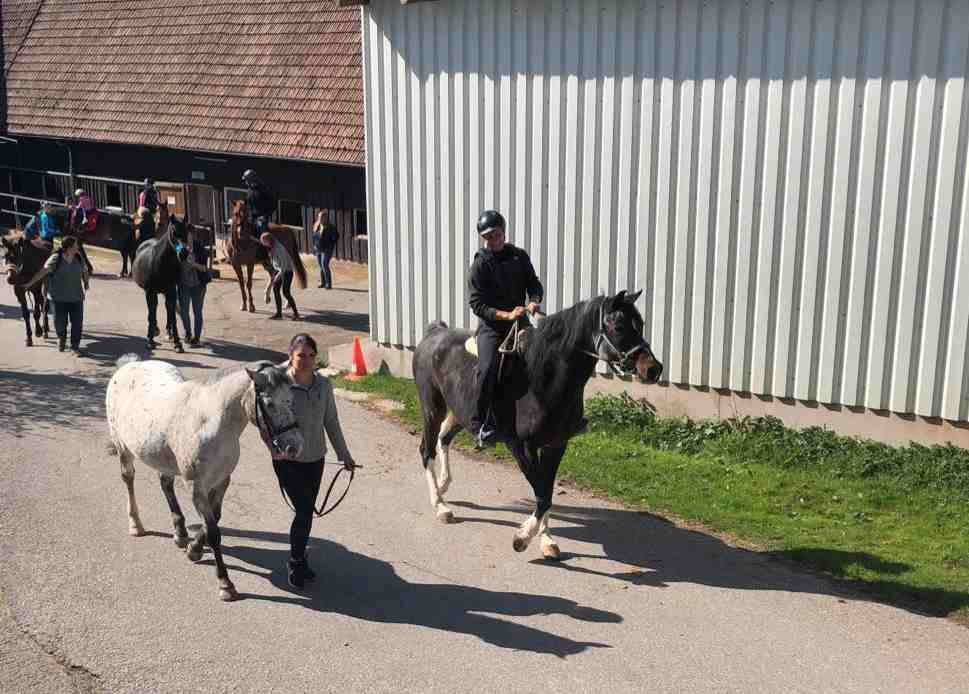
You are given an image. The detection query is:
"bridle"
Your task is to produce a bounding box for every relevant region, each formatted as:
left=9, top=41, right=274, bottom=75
left=253, top=382, right=300, bottom=457
left=580, top=303, right=649, bottom=377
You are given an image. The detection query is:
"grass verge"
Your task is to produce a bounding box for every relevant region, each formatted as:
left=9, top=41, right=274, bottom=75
left=335, top=372, right=969, bottom=624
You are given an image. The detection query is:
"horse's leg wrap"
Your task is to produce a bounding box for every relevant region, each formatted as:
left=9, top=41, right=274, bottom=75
left=119, top=451, right=146, bottom=537
left=159, top=474, right=189, bottom=548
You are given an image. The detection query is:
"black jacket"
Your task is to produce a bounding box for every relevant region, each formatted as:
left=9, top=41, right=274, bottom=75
left=468, top=244, right=544, bottom=329
left=247, top=184, right=276, bottom=219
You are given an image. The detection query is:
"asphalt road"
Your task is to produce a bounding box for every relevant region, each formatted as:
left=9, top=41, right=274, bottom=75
left=2, top=252, right=968, bottom=693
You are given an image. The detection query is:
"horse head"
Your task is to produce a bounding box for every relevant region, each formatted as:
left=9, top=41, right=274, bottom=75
left=166, top=215, right=191, bottom=262
left=597, top=290, right=663, bottom=384
left=246, top=361, right=304, bottom=460
left=230, top=200, right=251, bottom=242
left=1, top=232, right=22, bottom=284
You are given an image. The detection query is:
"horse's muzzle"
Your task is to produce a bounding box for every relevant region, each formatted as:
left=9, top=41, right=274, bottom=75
left=636, top=353, right=663, bottom=384
left=284, top=444, right=300, bottom=459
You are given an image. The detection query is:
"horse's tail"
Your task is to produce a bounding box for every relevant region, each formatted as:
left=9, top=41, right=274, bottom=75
left=425, top=320, right=448, bottom=336
left=116, top=353, right=140, bottom=370
left=291, top=244, right=308, bottom=289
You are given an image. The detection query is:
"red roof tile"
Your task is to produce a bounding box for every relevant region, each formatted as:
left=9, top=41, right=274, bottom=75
left=3, top=1, right=364, bottom=165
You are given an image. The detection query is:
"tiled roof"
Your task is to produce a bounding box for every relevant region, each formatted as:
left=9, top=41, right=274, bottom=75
left=3, top=1, right=364, bottom=165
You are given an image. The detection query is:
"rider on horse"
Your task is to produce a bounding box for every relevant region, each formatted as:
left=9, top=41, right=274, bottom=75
left=467, top=209, right=544, bottom=448
left=24, top=202, right=61, bottom=247
left=72, top=188, right=97, bottom=232
left=243, top=169, right=276, bottom=239
left=138, top=178, right=161, bottom=237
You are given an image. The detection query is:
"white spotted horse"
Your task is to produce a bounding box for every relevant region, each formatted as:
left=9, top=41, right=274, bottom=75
left=413, top=290, right=663, bottom=559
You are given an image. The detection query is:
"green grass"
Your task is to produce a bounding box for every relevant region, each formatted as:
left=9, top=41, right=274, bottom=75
left=335, top=374, right=969, bottom=623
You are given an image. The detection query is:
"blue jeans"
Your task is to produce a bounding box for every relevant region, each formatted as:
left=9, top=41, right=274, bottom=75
left=53, top=300, right=83, bottom=347
left=178, top=284, right=206, bottom=340
left=320, top=251, right=334, bottom=288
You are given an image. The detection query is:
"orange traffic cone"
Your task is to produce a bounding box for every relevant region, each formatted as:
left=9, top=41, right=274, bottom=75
left=345, top=337, right=369, bottom=381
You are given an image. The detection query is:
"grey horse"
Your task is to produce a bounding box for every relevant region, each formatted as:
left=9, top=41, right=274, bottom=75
left=105, top=356, right=304, bottom=601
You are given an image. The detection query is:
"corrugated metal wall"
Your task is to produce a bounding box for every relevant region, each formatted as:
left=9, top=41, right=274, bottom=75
left=362, top=0, right=969, bottom=421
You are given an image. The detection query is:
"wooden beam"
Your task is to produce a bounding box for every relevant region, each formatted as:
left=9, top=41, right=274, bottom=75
left=336, top=0, right=369, bottom=6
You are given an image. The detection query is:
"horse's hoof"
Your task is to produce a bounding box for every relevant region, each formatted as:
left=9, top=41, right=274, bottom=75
left=186, top=546, right=204, bottom=562
left=174, top=534, right=190, bottom=549
left=248, top=305, right=255, bottom=313
left=436, top=508, right=455, bottom=524
left=129, top=525, right=146, bottom=537
left=513, top=536, right=529, bottom=553
left=175, top=344, right=185, bottom=354
left=219, top=585, right=239, bottom=602
left=542, top=543, right=562, bottom=561
left=25, top=337, right=32, bottom=347
left=240, top=304, right=247, bottom=312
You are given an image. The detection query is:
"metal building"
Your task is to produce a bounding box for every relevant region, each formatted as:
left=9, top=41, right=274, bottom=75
left=360, top=0, right=969, bottom=422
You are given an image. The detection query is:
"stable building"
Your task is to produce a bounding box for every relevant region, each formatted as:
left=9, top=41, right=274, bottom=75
left=355, top=0, right=969, bottom=443
left=0, top=0, right=368, bottom=261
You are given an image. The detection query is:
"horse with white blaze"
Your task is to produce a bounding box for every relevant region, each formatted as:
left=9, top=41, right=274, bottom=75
left=105, top=355, right=303, bottom=601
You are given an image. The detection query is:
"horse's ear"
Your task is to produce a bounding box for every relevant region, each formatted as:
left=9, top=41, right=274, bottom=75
left=625, top=289, right=643, bottom=304
left=245, top=366, right=269, bottom=389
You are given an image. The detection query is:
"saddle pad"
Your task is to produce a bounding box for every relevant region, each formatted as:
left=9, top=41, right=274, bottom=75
left=464, top=336, right=478, bottom=357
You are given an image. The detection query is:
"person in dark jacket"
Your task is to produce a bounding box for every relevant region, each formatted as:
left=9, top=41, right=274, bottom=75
left=312, top=210, right=339, bottom=289
left=243, top=169, right=276, bottom=238
left=467, top=209, right=543, bottom=447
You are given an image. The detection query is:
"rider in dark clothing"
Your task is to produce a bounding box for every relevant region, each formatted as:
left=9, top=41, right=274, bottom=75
left=468, top=209, right=543, bottom=448
left=138, top=178, right=160, bottom=239
left=243, top=169, right=276, bottom=238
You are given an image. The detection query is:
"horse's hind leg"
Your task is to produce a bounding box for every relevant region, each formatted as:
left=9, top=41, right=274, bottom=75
left=146, top=291, right=159, bottom=348
left=246, top=264, right=256, bottom=312
left=159, top=475, right=190, bottom=548
left=435, top=412, right=461, bottom=494
left=119, top=451, right=146, bottom=537
left=418, top=388, right=453, bottom=523
left=188, top=480, right=237, bottom=601
left=164, top=289, right=184, bottom=353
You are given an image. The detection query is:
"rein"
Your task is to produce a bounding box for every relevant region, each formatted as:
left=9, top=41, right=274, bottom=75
left=254, top=381, right=360, bottom=518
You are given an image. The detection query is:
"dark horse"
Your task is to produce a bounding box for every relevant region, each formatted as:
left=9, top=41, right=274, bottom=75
left=131, top=215, right=189, bottom=353
left=1, top=232, right=50, bottom=345
left=47, top=205, right=134, bottom=275
left=413, top=290, right=663, bottom=558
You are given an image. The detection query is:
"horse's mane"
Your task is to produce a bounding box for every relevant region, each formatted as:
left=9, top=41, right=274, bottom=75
left=523, top=295, right=606, bottom=378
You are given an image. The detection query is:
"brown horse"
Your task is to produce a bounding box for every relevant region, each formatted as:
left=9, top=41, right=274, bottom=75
left=1, top=232, right=51, bottom=345
left=227, top=200, right=306, bottom=312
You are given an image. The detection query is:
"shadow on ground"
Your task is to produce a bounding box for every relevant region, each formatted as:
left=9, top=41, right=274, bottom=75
left=447, top=500, right=969, bottom=621
left=215, top=527, right=618, bottom=657
left=0, top=369, right=108, bottom=436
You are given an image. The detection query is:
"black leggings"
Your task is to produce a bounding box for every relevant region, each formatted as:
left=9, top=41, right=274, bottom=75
left=273, top=269, right=296, bottom=314
left=272, top=458, right=324, bottom=559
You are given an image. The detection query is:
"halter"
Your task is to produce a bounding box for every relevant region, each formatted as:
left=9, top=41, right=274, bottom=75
left=580, top=304, right=648, bottom=377
left=253, top=382, right=300, bottom=457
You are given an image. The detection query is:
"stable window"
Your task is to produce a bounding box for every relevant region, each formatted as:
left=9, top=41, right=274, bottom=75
left=353, top=209, right=367, bottom=237
left=278, top=199, right=304, bottom=227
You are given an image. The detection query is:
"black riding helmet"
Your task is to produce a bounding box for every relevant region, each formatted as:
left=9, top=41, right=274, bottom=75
left=476, top=209, right=505, bottom=237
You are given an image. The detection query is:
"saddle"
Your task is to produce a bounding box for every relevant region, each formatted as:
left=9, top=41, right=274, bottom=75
left=464, top=323, right=533, bottom=359
left=73, top=208, right=100, bottom=234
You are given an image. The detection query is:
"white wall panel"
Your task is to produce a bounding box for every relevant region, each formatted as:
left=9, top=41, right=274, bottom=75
left=362, top=0, right=969, bottom=421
